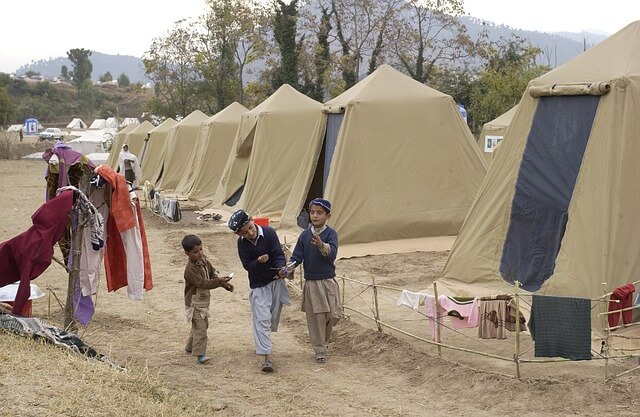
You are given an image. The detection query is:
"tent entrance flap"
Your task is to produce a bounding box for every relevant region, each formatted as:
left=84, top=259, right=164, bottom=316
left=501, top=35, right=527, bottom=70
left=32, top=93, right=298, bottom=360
left=225, top=184, right=245, bottom=207
left=323, top=113, right=343, bottom=188
left=500, top=95, right=600, bottom=292
left=298, top=113, right=343, bottom=228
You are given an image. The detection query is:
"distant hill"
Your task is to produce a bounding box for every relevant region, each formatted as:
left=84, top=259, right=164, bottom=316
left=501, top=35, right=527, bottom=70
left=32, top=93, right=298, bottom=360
left=15, top=52, right=146, bottom=84
left=459, top=17, right=608, bottom=67
left=11, top=17, right=608, bottom=85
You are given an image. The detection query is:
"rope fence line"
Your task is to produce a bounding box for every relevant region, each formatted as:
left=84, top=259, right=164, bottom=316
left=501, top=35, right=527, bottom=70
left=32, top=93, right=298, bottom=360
left=303, top=274, right=640, bottom=382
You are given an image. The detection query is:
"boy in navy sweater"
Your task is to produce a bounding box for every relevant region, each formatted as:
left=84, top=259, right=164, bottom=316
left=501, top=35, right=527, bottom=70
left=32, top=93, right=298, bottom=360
left=286, top=198, right=342, bottom=363
left=228, top=209, right=291, bottom=373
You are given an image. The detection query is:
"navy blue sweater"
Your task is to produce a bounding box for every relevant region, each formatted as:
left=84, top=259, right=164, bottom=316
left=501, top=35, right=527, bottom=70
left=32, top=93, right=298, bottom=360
left=237, top=226, right=286, bottom=289
left=290, top=226, right=338, bottom=280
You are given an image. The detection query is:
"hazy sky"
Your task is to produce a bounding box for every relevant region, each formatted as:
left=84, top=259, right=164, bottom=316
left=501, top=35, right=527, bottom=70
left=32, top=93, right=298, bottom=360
left=1, top=0, right=638, bottom=73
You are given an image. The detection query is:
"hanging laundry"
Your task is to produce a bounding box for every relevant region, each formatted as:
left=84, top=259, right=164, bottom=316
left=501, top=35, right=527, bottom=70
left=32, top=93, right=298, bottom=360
left=608, top=283, right=636, bottom=329
left=529, top=295, right=591, bottom=360
left=423, top=295, right=480, bottom=340
left=478, top=296, right=509, bottom=339
left=43, top=142, right=94, bottom=193
left=439, top=296, right=479, bottom=331
left=505, top=298, right=527, bottom=332
left=396, top=290, right=429, bottom=310
left=96, top=165, right=153, bottom=299
left=0, top=190, right=74, bottom=315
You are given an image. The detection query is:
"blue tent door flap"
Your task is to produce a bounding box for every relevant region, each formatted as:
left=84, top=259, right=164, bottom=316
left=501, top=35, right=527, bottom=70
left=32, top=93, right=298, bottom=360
left=500, top=95, right=600, bottom=291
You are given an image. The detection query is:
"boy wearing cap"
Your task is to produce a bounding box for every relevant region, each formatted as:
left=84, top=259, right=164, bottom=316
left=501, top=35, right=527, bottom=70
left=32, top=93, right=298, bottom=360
left=228, top=209, right=291, bottom=373
left=286, top=198, right=341, bottom=363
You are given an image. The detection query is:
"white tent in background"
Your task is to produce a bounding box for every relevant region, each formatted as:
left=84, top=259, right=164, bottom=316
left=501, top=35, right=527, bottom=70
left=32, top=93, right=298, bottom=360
left=66, top=118, right=87, bottom=130
left=7, top=124, right=24, bottom=132
left=120, top=118, right=140, bottom=128
left=89, top=119, right=106, bottom=129
left=85, top=153, right=110, bottom=165
left=66, top=130, right=111, bottom=154
left=105, top=117, right=119, bottom=129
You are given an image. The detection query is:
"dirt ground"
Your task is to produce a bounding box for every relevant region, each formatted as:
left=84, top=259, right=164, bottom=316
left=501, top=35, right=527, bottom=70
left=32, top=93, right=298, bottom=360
left=1, top=160, right=639, bottom=416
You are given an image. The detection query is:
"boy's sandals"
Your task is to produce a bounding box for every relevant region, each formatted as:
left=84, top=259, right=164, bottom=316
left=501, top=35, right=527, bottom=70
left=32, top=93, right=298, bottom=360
left=315, top=353, right=327, bottom=363
left=261, top=360, right=274, bottom=373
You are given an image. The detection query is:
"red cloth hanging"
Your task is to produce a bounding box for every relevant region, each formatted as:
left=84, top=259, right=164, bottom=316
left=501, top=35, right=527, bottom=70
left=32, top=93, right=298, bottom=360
left=0, top=191, right=74, bottom=314
left=608, top=283, right=636, bottom=329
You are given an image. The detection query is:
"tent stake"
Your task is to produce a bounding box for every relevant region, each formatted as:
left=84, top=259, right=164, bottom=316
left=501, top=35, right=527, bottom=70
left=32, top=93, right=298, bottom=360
left=433, top=282, right=442, bottom=358
left=371, top=275, right=382, bottom=333
left=602, top=282, right=610, bottom=381
left=514, top=281, right=522, bottom=380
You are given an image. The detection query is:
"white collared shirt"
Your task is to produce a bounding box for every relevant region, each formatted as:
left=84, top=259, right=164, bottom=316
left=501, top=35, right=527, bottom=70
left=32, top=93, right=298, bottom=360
left=241, top=225, right=264, bottom=245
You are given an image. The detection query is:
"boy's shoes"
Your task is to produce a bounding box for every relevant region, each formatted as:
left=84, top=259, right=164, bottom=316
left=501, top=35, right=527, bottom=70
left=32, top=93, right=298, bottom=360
left=197, top=355, right=211, bottom=364
left=261, top=360, right=274, bottom=373
left=315, top=352, right=327, bottom=363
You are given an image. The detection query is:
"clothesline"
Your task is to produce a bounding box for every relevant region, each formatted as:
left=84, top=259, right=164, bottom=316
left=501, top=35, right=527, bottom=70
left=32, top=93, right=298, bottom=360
left=599, top=279, right=640, bottom=299
left=340, top=275, right=614, bottom=302
left=598, top=303, right=640, bottom=316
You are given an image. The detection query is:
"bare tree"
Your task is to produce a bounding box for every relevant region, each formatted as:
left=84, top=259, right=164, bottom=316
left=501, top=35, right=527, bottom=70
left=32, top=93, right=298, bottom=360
left=143, top=20, right=201, bottom=118
left=390, top=0, right=479, bottom=83
left=330, top=0, right=403, bottom=88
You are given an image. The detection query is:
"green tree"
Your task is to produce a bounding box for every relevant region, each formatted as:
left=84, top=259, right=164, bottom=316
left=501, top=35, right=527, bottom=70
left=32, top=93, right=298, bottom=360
left=100, top=71, right=113, bottom=82
left=143, top=20, right=201, bottom=118
left=117, top=72, right=130, bottom=87
left=313, top=5, right=332, bottom=100
left=60, top=65, right=70, bottom=81
left=25, top=71, right=41, bottom=78
left=468, top=36, right=549, bottom=134
left=0, top=83, right=13, bottom=126
left=272, top=0, right=299, bottom=89
left=66, top=48, right=93, bottom=88
left=197, top=0, right=242, bottom=112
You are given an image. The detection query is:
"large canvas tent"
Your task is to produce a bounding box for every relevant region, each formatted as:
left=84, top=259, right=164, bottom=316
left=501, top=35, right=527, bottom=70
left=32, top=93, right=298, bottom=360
left=214, top=85, right=322, bottom=216
left=438, top=22, right=640, bottom=334
left=152, top=111, right=208, bottom=191
left=140, top=118, right=177, bottom=181
left=124, top=121, right=155, bottom=159
left=106, top=124, right=138, bottom=168
left=280, top=65, right=488, bottom=247
left=479, top=105, right=518, bottom=160
left=173, top=102, right=248, bottom=200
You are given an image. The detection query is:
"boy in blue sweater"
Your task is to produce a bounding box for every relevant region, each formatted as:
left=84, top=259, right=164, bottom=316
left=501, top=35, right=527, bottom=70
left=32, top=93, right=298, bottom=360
left=285, top=198, right=342, bottom=363
left=228, top=209, right=291, bottom=373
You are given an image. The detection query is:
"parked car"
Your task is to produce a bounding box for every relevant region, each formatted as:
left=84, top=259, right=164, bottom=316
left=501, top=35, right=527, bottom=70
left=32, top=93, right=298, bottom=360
left=39, top=128, right=65, bottom=140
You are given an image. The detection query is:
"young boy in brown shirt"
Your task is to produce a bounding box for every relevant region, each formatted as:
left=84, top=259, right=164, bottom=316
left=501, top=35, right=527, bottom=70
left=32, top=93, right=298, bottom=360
left=182, top=234, right=234, bottom=364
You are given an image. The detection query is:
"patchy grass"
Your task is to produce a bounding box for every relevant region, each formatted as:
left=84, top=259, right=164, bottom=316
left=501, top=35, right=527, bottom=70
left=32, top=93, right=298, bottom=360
left=0, top=333, right=225, bottom=417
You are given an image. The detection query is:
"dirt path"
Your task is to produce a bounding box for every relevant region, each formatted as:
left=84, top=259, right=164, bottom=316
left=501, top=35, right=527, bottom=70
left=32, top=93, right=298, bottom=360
left=1, top=160, right=638, bottom=416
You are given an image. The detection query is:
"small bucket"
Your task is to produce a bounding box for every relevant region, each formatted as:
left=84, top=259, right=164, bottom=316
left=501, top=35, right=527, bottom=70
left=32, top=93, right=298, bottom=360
left=253, top=217, right=270, bottom=227
left=6, top=300, right=32, bottom=317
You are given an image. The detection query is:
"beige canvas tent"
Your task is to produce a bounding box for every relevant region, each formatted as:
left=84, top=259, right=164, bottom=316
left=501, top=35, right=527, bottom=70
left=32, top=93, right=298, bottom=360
left=171, top=102, right=248, bottom=200
left=153, top=110, right=209, bottom=191
left=479, top=105, right=518, bottom=161
left=140, top=118, right=177, bottom=182
left=106, top=124, right=138, bottom=168
left=214, top=85, right=323, bottom=217
left=124, top=121, right=155, bottom=159
left=280, top=64, right=488, bottom=248
left=438, top=22, right=640, bottom=334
